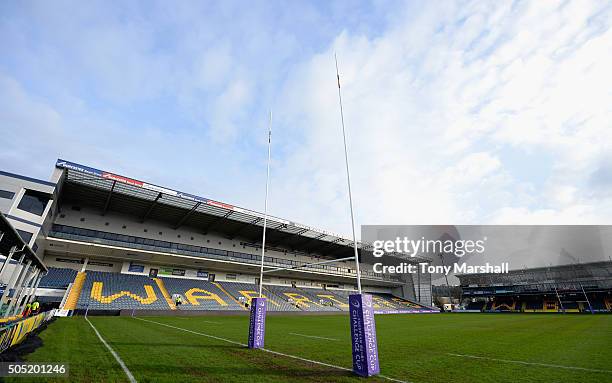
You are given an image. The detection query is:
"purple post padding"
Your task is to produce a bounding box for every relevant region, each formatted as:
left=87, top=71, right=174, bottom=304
left=248, top=297, right=267, bottom=349
left=349, top=294, right=380, bottom=377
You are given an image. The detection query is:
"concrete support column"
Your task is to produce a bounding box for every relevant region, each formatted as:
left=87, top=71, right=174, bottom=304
left=13, top=271, right=35, bottom=316
left=0, top=245, right=18, bottom=282
left=0, top=253, right=25, bottom=315
left=5, top=259, right=32, bottom=317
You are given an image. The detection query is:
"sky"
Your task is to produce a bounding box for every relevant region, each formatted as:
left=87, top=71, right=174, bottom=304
left=1, top=0, right=612, bottom=241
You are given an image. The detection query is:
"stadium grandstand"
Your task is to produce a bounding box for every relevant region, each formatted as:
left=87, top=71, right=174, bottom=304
left=0, top=159, right=436, bottom=318
left=458, top=261, right=612, bottom=313
left=2, top=160, right=611, bottom=383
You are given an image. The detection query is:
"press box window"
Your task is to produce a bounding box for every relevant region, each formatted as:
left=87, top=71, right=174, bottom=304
left=0, top=190, right=15, bottom=200
left=17, top=189, right=50, bottom=216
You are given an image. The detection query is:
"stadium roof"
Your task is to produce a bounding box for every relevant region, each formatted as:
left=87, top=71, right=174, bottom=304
left=55, top=159, right=387, bottom=260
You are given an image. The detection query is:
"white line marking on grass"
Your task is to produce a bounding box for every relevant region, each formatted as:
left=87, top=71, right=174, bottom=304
left=174, top=318, right=220, bottom=324
left=85, top=317, right=137, bottom=383
left=289, top=332, right=338, bottom=341
left=448, top=353, right=612, bottom=374
left=134, top=317, right=407, bottom=383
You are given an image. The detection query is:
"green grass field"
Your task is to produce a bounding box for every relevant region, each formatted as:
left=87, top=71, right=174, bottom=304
left=8, top=313, right=612, bottom=383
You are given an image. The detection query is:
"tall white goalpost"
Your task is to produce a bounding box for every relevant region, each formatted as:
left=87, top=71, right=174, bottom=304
left=247, top=56, right=381, bottom=378
left=334, top=54, right=362, bottom=295
left=259, top=111, right=273, bottom=298
left=248, top=111, right=272, bottom=349
left=335, top=54, right=380, bottom=377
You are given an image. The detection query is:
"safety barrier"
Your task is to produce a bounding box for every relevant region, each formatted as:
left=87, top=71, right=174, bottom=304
left=0, top=310, right=55, bottom=354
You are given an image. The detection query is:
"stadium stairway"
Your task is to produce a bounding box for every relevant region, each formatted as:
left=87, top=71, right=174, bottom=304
left=62, top=271, right=86, bottom=311
left=211, top=282, right=248, bottom=311
left=153, top=278, right=176, bottom=310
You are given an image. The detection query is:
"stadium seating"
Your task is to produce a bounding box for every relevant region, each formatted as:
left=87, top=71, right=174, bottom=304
left=589, top=298, right=605, bottom=310
left=298, top=288, right=349, bottom=311
left=523, top=300, right=542, bottom=311
left=378, top=293, right=428, bottom=311
left=489, top=298, right=517, bottom=311
left=265, top=285, right=340, bottom=311
left=161, top=278, right=244, bottom=311
left=219, top=281, right=300, bottom=311
left=77, top=271, right=171, bottom=310
left=367, top=293, right=402, bottom=310
left=367, top=293, right=431, bottom=312
left=561, top=301, right=578, bottom=309
left=39, top=267, right=78, bottom=288
left=332, top=289, right=431, bottom=312
left=48, top=269, right=437, bottom=313
left=543, top=299, right=559, bottom=312
left=465, top=301, right=485, bottom=311
left=466, top=295, right=612, bottom=313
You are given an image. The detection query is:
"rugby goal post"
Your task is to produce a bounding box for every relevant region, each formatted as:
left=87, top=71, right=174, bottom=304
left=247, top=56, right=381, bottom=378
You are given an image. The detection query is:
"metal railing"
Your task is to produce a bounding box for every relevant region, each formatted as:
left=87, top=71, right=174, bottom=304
left=48, top=225, right=399, bottom=282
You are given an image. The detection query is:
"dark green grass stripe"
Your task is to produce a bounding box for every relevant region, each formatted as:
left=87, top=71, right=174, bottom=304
left=134, top=317, right=408, bottom=382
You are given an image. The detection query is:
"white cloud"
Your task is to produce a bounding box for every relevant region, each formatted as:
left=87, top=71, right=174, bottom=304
left=271, top=0, right=612, bottom=235
left=1, top=0, right=611, bottom=240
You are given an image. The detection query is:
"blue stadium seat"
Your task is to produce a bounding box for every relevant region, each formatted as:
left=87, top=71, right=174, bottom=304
left=77, top=271, right=170, bottom=310
left=161, top=278, right=244, bottom=311
left=39, top=267, right=78, bottom=288
left=218, top=281, right=300, bottom=311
